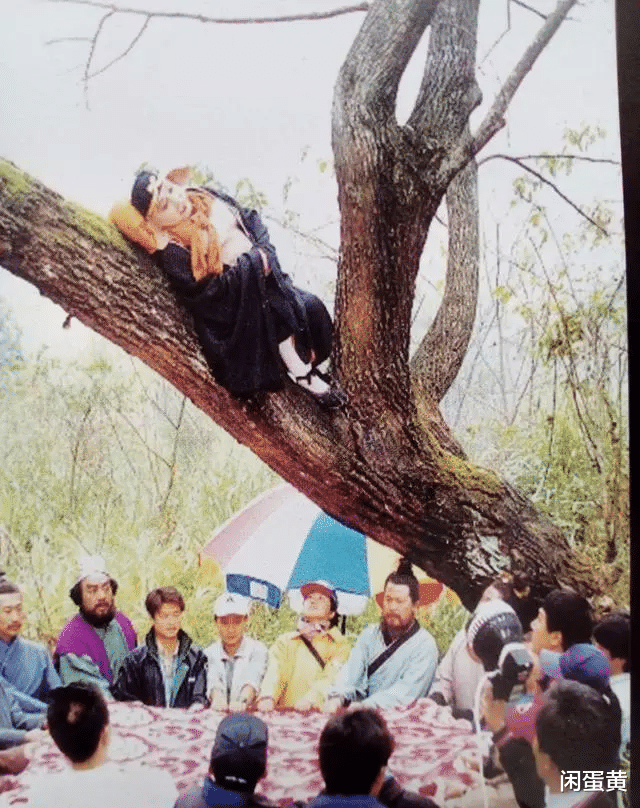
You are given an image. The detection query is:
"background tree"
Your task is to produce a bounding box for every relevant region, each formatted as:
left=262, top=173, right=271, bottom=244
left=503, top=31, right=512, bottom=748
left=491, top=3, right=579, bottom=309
left=0, top=0, right=625, bottom=608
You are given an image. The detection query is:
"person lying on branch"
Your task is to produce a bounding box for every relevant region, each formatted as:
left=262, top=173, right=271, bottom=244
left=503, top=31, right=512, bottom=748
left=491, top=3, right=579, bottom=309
left=110, top=167, right=345, bottom=407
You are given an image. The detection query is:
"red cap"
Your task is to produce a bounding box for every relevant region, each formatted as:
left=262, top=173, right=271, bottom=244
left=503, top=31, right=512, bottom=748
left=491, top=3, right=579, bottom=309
left=300, top=580, right=337, bottom=610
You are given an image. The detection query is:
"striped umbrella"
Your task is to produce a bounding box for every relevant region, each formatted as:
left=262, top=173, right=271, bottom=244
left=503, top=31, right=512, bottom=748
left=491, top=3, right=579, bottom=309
left=200, top=484, right=443, bottom=614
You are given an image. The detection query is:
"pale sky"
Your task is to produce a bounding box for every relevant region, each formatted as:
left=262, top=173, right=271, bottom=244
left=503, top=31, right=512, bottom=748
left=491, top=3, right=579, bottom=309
left=0, top=0, right=621, bottom=358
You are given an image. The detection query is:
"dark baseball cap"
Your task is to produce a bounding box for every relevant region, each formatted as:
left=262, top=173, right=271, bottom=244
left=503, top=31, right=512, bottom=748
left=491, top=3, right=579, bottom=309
left=210, top=713, right=268, bottom=791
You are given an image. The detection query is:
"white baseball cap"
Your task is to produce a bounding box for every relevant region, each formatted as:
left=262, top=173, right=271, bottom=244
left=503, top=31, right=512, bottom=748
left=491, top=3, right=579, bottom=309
left=214, top=592, right=251, bottom=617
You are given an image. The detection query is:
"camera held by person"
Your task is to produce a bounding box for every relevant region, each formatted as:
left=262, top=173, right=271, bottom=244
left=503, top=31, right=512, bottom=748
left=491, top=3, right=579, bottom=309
left=466, top=600, right=533, bottom=701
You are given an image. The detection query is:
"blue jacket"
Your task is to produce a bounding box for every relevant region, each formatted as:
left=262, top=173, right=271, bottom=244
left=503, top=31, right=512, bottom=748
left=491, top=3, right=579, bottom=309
left=308, top=796, right=386, bottom=808
left=0, top=677, right=44, bottom=750
left=174, top=777, right=277, bottom=808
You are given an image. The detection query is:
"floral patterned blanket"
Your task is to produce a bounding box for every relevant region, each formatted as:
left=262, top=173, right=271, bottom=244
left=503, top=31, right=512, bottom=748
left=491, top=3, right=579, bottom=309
left=3, top=699, right=504, bottom=806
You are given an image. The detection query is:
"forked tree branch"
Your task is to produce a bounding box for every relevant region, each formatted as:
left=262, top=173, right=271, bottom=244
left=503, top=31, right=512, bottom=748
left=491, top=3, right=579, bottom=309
left=440, top=0, right=578, bottom=183
left=471, top=0, right=578, bottom=155
left=48, top=0, right=369, bottom=102
left=87, top=14, right=150, bottom=79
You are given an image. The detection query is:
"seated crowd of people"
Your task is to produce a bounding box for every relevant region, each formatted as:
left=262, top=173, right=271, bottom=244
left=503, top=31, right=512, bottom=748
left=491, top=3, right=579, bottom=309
left=0, top=556, right=630, bottom=808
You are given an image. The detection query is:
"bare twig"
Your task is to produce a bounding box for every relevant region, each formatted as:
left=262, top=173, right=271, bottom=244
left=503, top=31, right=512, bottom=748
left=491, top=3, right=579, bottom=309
left=528, top=236, right=603, bottom=475
left=471, top=0, right=578, bottom=156
left=511, top=0, right=547, bottom=20
left=49, top=0, right=369, bottom=25
left=481, top=0, right=511, bottom=66
left=83, top=10, right=113, bottom=107
left=479, top=153, right=620, bottom=167
left=265, top=214, right=339, bottom=263
left=161, top=395, right=186, bottom=514
left=87, top=15, right=151, bottom=79
left=485, top=153, right=609, bottom=235
left=46, top=36, right=93, bottom=44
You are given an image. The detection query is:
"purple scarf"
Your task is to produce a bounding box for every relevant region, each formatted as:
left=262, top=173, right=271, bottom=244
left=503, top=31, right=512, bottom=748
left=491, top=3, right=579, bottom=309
left=56, top=612, right=137, bottom=683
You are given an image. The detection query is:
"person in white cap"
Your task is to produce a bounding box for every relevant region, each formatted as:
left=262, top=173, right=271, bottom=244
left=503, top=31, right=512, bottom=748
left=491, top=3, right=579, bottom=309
left=257, top=581, right=350, bottom=711
left=55, top=555, right=136, bottom=697
left=205, top=592, right=268, bottom=711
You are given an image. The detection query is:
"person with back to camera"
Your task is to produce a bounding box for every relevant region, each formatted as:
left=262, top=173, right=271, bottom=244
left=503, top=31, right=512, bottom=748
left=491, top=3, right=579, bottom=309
left=173, top=712, right=277, bottom=808
left=531, top=679, right=621, bottom=808
left=27, top=682, right=178, bottom=808
left=109, top=167, right=345, bottom=406
left=112, top=586, right=208, bottom=708
left=308, top=708, right=394, bottom=808
left=310, top=708, right=452, bottom=808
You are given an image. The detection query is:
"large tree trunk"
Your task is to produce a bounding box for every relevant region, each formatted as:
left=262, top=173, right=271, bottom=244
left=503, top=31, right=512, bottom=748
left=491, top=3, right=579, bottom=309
left=1, top=0, right=597, bottom=610
left=0, top=155, right=599, bottom=610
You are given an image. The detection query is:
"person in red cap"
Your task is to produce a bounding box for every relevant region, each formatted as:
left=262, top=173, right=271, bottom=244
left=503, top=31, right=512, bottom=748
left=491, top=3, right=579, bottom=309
left=257, top=581, right=350, bottom=711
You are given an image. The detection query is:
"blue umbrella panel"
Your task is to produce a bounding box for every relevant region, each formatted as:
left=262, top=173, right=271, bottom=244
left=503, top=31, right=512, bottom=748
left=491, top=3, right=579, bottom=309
left=287, top=512, right=370, bottom=597
left=214, top=485, right=372, bottom=612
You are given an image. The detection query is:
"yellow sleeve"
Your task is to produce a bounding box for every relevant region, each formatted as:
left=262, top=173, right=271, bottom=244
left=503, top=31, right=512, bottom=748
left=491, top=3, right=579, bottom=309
left=108, top=200, right=158, bottom=254
left=259, top=634, right=290, bottom=704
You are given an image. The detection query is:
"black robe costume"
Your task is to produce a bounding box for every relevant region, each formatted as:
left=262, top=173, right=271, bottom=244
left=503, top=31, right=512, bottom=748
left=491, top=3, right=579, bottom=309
left=156, top=187, right=333, bottom=396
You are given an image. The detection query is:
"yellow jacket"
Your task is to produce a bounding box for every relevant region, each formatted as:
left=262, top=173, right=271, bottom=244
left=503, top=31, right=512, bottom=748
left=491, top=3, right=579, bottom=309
left=260, top=627, right=350, bottom=709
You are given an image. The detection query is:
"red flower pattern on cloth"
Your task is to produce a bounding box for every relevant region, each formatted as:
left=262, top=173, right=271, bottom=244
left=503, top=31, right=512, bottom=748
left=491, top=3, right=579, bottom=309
left=4, top=700, right=480, bottom=806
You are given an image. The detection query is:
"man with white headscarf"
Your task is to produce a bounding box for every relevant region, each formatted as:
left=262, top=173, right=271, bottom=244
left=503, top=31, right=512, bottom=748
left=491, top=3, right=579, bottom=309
left=55, top=555, right=136, bottom=697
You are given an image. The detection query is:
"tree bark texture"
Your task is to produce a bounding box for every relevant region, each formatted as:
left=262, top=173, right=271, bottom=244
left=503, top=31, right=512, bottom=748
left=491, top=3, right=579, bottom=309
left=0, top=158, right=599, bottom=609
left=0, top=0, right=595, bottom=609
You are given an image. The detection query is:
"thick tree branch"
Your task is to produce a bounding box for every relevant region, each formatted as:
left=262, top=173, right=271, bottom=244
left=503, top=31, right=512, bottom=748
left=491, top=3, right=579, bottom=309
left=331, top=0, right=440, bottom=395
left=0, top=159, right=604, bottom=607
left=411, top=154, right=480, bottom=401
left=409, top=0, right=482, bottom=154
left=400, top=1, right=482, bottom=395
left=335, top=0, right=438, bottom=125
